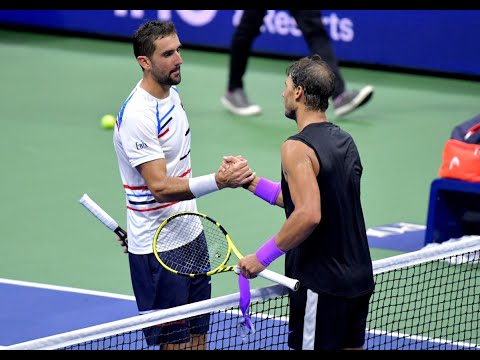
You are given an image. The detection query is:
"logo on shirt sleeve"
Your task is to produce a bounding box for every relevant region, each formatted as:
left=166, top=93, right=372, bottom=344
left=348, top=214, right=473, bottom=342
left=136, top=141, right=148, bottom=150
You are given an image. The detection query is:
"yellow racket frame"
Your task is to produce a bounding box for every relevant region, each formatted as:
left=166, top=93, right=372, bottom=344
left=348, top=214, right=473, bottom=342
left=153, top=211, right=242, bottom=277
left=152, top=211, right=300, bottom=291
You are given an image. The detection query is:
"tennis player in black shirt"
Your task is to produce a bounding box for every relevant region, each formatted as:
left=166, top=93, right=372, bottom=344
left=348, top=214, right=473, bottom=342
left=235, top=54, right=375, bottom=350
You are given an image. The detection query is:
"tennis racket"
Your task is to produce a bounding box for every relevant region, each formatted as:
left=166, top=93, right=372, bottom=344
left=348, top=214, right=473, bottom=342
left=79, top=194, right=128, bottom=249
left=152, top=211, right=300, bottom=291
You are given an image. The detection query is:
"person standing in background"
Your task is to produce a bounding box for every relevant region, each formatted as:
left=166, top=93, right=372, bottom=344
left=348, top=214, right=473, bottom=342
left=235, top=54, right=375, bottom=349
left=113, top=20, right=254, bottom=350
left=221, top=10, right=374, bottom=118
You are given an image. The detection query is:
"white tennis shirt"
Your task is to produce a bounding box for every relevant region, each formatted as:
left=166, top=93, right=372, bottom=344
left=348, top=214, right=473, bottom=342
left=113, top=81, right=197, bottom=254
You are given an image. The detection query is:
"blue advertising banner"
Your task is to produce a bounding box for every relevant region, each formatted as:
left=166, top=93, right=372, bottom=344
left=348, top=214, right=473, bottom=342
left=0, top=10, right=478, bottom=77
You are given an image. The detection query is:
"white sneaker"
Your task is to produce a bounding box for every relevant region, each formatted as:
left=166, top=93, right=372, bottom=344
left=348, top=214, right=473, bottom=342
left=221, top=88, right=262, bottom=116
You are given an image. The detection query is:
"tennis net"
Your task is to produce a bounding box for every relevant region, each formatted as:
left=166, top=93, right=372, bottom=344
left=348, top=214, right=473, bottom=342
left=4, top=235, right=480, bottom=350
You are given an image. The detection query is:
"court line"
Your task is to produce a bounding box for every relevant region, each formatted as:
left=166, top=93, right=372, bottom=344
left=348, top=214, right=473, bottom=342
left=367, top=328, right=480, bottom=350
left=0, top=278, right=135, bottom=301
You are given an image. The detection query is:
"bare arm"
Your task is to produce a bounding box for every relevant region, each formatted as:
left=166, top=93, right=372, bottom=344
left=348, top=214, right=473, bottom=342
left=237, top=140, right=321, bottom=278
left=274, top=139, right=321, bottom=251
left=138, top=157, right=255, bottom=203
left=137, top=159, right=193, bottom=202
left=223, top=155, right=284, bottom=207
left=243, top=175, right=284, bottom=208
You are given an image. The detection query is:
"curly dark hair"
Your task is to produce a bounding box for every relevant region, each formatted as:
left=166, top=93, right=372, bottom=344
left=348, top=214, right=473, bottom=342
left=286, top=54, right=336, bottom=112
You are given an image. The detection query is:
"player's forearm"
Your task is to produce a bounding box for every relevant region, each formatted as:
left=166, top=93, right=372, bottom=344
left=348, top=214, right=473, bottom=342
left=138, top=161, right=221, bottom=202
left=275, top=209, right=320, bottom=251
left=275, top=191, right=284, bottom=207
left=253, top=212, right=316, bottom=269
left=152, top=172, right=228, bottom=202
left=246, top=176, right=284, bottom=208
left=148, top=177, right=197, bottom=203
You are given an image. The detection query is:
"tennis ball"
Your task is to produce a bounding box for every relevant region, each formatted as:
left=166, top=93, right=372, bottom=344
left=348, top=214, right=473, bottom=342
left=101, top=114, right=116, bottom=129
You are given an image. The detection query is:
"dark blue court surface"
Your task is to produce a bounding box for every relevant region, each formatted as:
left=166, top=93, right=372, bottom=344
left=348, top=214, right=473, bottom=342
left=0, top=279, right=138, bottom=347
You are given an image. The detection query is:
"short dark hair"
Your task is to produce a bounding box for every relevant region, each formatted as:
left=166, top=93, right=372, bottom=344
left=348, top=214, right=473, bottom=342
left=133, top=20, right=177, bottom=58
left=286, top=54, right=336, bottom=112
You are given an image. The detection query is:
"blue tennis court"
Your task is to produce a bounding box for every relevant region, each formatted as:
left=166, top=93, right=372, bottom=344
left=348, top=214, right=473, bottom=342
left=0, top=279, right=138, bottom=347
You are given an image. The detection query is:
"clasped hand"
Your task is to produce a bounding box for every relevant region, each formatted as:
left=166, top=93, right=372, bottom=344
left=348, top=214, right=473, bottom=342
left=215, top=155, right=255, bottom=189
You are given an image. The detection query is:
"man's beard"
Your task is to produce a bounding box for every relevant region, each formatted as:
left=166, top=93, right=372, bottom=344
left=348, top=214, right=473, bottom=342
left=154, top=70, right=181, bottom=86
left=285, top=108, right=296, bottom=121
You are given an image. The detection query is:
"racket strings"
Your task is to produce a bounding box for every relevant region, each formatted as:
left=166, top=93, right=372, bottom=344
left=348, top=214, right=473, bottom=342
left=155, top=214, right=229, bottom=275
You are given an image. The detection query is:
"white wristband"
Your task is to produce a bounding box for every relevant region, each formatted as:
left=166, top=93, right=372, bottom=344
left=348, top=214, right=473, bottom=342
left=189, top=173, right=219, bottom=198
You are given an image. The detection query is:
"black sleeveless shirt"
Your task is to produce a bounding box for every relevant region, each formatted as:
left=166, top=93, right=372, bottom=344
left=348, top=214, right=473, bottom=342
left=282, top=122, right=374, bottom=296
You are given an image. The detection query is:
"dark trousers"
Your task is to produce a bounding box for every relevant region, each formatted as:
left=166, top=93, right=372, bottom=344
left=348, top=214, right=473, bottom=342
left=228, top=10, right=345, bottom=99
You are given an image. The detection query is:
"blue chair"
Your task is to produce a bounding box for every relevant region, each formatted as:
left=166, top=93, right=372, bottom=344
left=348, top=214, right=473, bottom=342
left=424, top=178, right=480, bottom=245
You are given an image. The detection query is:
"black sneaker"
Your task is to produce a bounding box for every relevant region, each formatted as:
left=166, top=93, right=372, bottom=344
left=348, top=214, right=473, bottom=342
left=333, top=85, right=374, bottom=117
left=221, top=88, right=262, bottom=116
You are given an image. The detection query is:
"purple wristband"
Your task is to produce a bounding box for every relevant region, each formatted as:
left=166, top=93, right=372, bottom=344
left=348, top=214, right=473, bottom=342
left=253, top=178, right=281, bottom=205
left=255, top=236, right=285, bottom=267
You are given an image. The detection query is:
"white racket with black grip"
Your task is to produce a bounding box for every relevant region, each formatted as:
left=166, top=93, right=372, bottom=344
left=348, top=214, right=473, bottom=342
left=79, top=194, right=128, bottom=249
